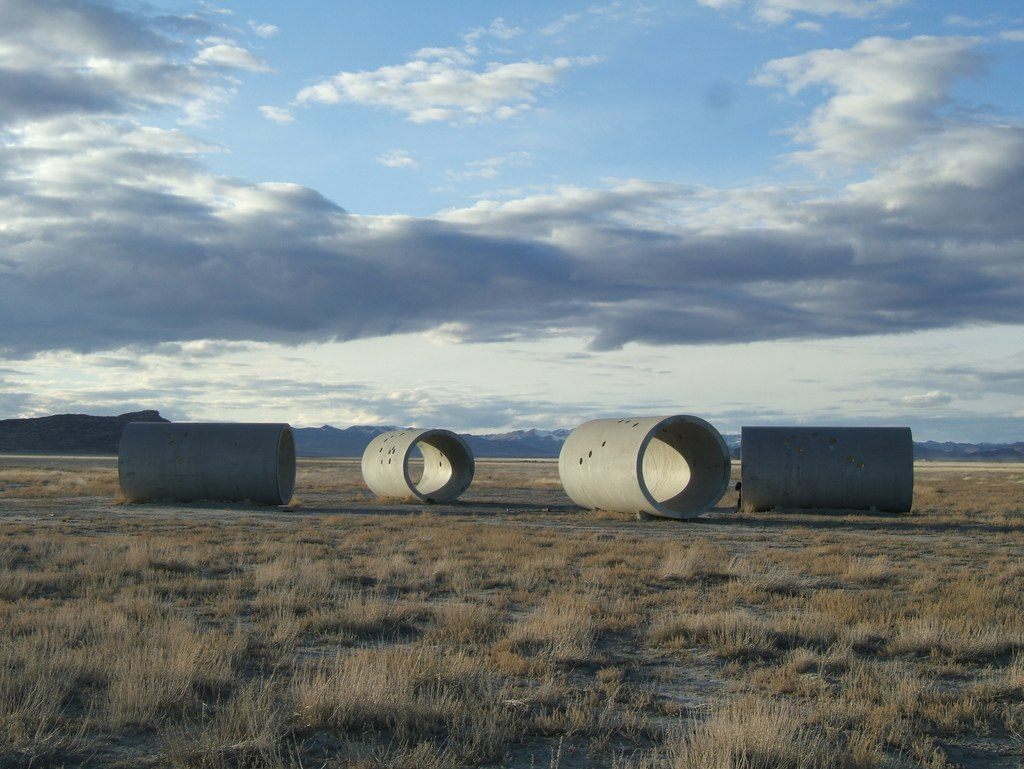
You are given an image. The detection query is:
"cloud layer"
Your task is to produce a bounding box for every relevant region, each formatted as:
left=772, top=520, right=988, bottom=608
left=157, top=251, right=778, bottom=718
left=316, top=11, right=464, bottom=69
left=1, top=2, right=1022, bottom=370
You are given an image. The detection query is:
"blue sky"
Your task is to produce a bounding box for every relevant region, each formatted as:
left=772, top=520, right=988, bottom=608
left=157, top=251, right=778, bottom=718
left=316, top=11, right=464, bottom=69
left=1, top=0, right=1023, bottom=441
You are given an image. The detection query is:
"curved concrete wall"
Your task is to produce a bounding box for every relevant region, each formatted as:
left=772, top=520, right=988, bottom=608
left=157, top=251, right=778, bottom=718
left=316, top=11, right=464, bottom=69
left=361, top=429, right=474, bottom=502
left=741, top=426, right=913, bottom=512
left=558, top=416, right=731, bottom=520
left=118, top=422, right=295, bottom=505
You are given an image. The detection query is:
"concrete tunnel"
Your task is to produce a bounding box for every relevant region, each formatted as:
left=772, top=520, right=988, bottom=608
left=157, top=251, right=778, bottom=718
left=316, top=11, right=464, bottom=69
left=740, top=426, right=914, bottom=512
left=558, top=415, right=732, bottom=520
left=118, top=422, right=296, bottom=505
left=361, top=428, right=475, bottom=502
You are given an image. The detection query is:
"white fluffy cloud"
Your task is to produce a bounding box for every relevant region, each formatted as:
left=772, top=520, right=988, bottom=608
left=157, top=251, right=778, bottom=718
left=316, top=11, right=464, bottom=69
left=376, top=149, right=419, bottom=169
left=258, top=105, right=294, bottom=123
left=899, top=391, right=953, bottom=408
left=195, top=37, right=269, bottom=71
left=296, top=45, right=601, bottom=124
left=701, top=0, right=907, bottom=24
left=755, top=36, right=981, bottom=166
left=248, top=21, right=279, bottom=38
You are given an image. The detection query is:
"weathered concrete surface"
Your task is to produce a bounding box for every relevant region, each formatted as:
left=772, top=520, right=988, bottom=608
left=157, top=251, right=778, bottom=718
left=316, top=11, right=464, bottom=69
left=558, top=416, right=732, bottom=520
left=741, top=426, right=913, bottom=512
left=361, top=429, right=474, bottom=502
left=118, top=422, right=295, bottom=504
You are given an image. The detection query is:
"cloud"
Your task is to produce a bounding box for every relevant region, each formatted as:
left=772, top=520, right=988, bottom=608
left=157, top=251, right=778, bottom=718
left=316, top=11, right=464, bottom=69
left=465, top=17, right=523, bottom=43
left=445, top=152, right=531, bottom=181
left=945, top=14, right=1002, bottom=30
left=194, top=37, right=269, bottom=71
left=899, top=390, right=953, bottom=408
left=1, top=12, right=1022, bottom=369
left=541, top=13, right=583, bottom=36
left=248, top=21, right=278, bottom=38
left=258, top=105, right=294, bottom=123
left=754, top=35, right=982, bottom=166
left=0, top=0, right=265, bottom=126
left=701, top=0, right=907, bottom=24
left=377, top=149, right=419, bottom=169
left=296, top=42, right=601, bottom=124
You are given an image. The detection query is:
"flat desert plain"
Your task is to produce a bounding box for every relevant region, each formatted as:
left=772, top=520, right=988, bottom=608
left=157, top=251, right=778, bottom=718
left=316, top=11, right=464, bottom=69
left=1, top=456, right=1023, bottom=768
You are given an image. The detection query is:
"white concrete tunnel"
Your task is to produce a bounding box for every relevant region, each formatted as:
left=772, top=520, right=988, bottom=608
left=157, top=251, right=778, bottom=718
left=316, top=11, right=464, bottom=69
left=361, top=429, right=475, bottom=502
left=118, top=422, right=296, bottom=505
left=558, top=415, right=732, bottom=519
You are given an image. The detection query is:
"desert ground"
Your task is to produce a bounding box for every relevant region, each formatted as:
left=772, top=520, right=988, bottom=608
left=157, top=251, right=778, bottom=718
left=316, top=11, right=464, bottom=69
left=1, top=456, right=1023, bottom=769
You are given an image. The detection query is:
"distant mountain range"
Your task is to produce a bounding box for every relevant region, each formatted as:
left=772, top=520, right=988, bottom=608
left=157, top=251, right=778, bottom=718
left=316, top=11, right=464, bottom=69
left=0, top=410, right=168, bottom=454
left=0, top=411, right=1021, bottom=461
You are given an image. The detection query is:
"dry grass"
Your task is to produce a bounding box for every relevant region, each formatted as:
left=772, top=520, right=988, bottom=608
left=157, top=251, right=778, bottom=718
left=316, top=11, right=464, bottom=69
left=0, top=457, right=1022, bottom=767
left=658, top=696, right=846, bottom=769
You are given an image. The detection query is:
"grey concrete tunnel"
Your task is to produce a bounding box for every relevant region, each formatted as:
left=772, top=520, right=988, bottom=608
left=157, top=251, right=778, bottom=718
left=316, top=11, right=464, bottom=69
left=361, top=428, right=475, bottom=502
left=740, top=426, right=913, bottom=512
left=118, top=422, right=296, bottom=504
left=558, top=415, right=732, bottom=520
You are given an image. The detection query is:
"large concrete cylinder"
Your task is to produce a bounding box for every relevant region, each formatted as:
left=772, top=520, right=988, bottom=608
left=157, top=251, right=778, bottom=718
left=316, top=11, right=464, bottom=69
left=558, top=416, right=731, bottom=520
left=118, top=422, right=296, bottom=504
left=361, top=429, right=474, bottom=502
left=741, top=426, right=913, bottom=512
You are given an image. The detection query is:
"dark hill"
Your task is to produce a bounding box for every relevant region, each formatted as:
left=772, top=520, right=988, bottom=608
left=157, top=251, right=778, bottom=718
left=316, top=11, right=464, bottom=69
left=0, top=410, right=168, bottom=454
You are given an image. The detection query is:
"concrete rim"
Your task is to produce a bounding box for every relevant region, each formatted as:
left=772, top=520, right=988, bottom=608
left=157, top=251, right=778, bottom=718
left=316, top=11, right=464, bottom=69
left=276, top=425, right=296, bottom=505
left=401, top=428, right=474, bottom=502
left=634, top=414, right=731, bottom=519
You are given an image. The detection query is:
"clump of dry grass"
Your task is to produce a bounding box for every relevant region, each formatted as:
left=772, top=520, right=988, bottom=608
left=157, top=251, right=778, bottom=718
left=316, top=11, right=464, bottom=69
left=886, top=617, right=1024, bottom=661
left=659, top=539, right=731, bottom=580
left=162, top=678, right=289, bottom=769
left=842, top=556, right=893, bottom=586
left=662, top=696, right=844, bottom=769
left=427, top=601, right=503, bottom=644
left=507, top=593, right=597, bottom=662
left=293, top=645, right=520, bottom=764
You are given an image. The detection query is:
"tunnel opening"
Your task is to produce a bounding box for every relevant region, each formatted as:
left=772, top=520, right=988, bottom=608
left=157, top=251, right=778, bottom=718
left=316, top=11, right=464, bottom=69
left=406, top=444, right=425, bottom=486
left=639, top=417, right=730, bottom=516
left=277, top=427, right=296, bottom=504
left=405, top=431, right=473, bottom=502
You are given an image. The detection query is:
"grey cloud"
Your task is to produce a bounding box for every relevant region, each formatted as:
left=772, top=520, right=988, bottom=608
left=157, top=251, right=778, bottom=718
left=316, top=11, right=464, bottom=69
left=2, top=121, right=1024, bottom=355
left=0, top=0, right=263, bottom=125
left=1, top=11, right=1023, bottom=359
left=0, top=68, right=121, bottom=120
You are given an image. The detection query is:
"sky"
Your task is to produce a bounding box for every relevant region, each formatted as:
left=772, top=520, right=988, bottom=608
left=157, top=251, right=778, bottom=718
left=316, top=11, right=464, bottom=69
left=1, top=0, right=1023, bottom=441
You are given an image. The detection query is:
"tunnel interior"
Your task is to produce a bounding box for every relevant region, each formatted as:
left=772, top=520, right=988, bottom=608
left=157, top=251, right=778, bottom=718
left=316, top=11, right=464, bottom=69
left=640, top=417, right=729, bottom=515
left=405, top=431, right=474, bottom=502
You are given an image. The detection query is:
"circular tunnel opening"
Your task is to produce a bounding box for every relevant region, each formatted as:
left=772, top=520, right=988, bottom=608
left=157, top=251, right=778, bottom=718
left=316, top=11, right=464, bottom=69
left=639, top=416, right=729, bottom=516
left=404, top=430, right=474, bottom=502
left=277, top=427, right=296, bottom=504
